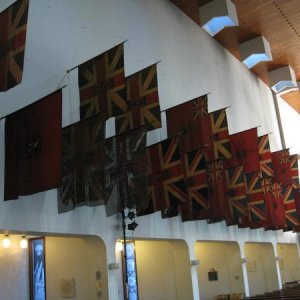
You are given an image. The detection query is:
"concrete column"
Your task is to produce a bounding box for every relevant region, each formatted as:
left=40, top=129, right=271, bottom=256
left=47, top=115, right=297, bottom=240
left=187, top=240, right=201, bottom=300
left=273, top=243, right=283, bottom=289
left=239, top=243, right=250, bottom=297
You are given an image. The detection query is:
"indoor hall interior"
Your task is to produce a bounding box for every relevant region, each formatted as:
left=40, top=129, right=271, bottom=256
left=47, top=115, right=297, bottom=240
left=1, top=0, right=300, bottom=299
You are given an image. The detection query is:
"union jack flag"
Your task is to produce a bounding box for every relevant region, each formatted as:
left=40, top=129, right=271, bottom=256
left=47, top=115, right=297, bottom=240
left=269, top=181, right=286, bottom=229
left=258, top=135, right=273, bottom=178
left=246, top=172, right=266, bottom=228
left=207, top=159, right=229, bottom=222
left=180, top=147, right=209, bottom=221
left=115, top=64, right=161, bottom=134
left=166, top=95, right=210, bottom=152
left=0, top=0, right=28, bottom=91
left=261, top=177, right=274, bottom=229
left=272, top=149, right=292, bottom=187
left=224, top=128, right=259, bottom=173
left=225, top=165, right=249, bottom=227
left=145, top=136, right=187, bottom=216
left=79, top=43, right=127, bottom=120
left=58, top=113, right=107, bottom=213
left=282, top=185, right=300, bottom=229
left=104, top=126, right=148, bottom=216
left=206, top=109, right=232, bottom=161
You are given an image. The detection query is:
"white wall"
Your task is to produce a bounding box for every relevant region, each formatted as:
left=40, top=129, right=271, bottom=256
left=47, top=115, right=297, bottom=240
left=277, top=95, right=300, bottom=154
left=0, top=0, right=298, bottom=299
left=0, top=235, right=29, bottom=300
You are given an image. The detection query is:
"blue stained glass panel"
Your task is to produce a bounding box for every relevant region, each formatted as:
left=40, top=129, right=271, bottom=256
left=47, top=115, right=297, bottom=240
left=125, top=242, right=139, bottom=300
left=31, top=238, right=46, bottom=300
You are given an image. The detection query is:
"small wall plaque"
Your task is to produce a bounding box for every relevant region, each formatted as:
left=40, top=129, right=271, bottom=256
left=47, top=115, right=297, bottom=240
left=61, top=278, right=75, bottom=298
left=208, top=268, right=218, bottom=281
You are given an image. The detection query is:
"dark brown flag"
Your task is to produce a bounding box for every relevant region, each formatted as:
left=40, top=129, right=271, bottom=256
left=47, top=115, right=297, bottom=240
left=0, top=0, right=29, bottom=91
left=166, top=95, right=211, bottom=153
left=104, top=126, right=148, bottom=216
left=5, top=90, right=62, bottom=200
left=58, top=112, right=107, bottom=213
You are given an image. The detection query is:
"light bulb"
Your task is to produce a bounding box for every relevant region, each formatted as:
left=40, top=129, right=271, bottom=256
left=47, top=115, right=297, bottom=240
left=20, top=236, right=28, bottom=249
left=2, top=235, right=11, bottom=248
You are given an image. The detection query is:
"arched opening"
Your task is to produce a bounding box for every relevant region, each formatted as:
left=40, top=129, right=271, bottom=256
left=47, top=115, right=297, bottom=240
left=116, top=238, right=193, bottom=300
left=0, top=233, right=108, bottom=300
left=244, top=242, right=278, bottom=296
left=277, top=243, right=300, bottom=285
left=195, top=240, right=244, bottom=300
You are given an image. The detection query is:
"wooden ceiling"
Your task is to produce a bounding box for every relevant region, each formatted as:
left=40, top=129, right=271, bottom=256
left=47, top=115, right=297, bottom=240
left=170, top=0, right=300, bottom=113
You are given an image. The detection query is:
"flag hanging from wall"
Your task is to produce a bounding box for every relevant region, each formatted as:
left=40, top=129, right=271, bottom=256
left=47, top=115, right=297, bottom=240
left=143, top=136, right=186, bottom=216
left=206, top=108, right=232, bottom=161
left=180, top=147, right=209, bottom=221
left=207, top=159, right=229, bottom=222
left=165, top=95, right=210, bottom=152
left=246, top=172, right=266, bottom=228
left=5, top=90, right=62, bottom=200
left=79, top=43, right=127, bottom=120
left=272, top=149, right=293, bottom=187
left=282, top=185, right=300, bottom=230
left=225, top=165, right=249, bottom=227
left=224, top=128, right=259, bottom=173
left=115, top=64, right=161, bottom=134
left=264, top=179, right=286, bottom=229
left=104, top=126, right=149, bottom=216
left=0, top=0, right=29, bottom=91
left=258, top=134, right=274, bottom=178
left=58, top=112, right=107, bottom=213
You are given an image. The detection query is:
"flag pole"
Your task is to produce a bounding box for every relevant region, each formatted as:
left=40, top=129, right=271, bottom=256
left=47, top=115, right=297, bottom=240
left=122, top=205, right=129, bottom=300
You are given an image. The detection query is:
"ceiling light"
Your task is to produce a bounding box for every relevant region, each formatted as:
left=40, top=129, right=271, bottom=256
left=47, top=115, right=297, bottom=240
left=20, top=236, right=28, bottom=249
left=2, top=235, right=11, bottom=248
left=240, top=36, right=272, bottom=69
left=199, top=0, right=239, bottom=36
left=268, top=65, right=297, bottom=93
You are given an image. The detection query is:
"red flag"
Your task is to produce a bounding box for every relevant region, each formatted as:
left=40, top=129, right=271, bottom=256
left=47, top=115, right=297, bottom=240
left=264, top=180, right=286, bottom=229
left=258, top=134, right=274, bottom=178
left=283, top=185, right=300, bottom=229
left=207, top=160, right=229, bottom=222
left=225, top=165, right=249, bottom=227
left=145, top=136, right=187, bottom=215
left=58, top=112, right=107, bottom=213
left=115, top=64, right=161, bottom=134
left=224, top=128, right=259, bottom=173
left=206, top=109, right=232, bottom=161
left=166, top=95, right=210, bottom=152
left=79, top=43, right=126, bottom=120
left=5, top=90, right=62, bottom=200
left=272, top=149, right=292, bottom=187
left=0, top=0, right=29, bottom=91
left=180, top=147, right=209, bottom=221
left=246, top=172, right=266, bottom=228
